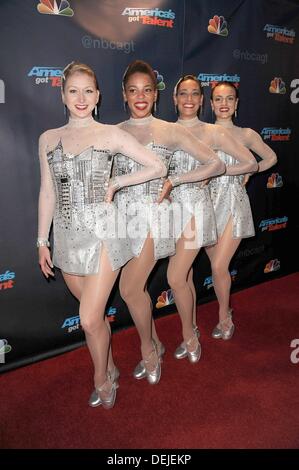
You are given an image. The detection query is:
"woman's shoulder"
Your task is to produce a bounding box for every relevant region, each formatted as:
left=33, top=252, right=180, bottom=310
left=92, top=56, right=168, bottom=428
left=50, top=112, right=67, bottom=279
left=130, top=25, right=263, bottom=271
left=39, top=125, right=66, bottom=143
left=235, top=126, right=259, bottom=141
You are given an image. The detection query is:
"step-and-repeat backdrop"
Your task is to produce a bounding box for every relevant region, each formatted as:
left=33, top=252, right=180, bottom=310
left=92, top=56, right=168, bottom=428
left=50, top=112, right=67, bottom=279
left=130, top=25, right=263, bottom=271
left=1, top=0, right=298, bottom=371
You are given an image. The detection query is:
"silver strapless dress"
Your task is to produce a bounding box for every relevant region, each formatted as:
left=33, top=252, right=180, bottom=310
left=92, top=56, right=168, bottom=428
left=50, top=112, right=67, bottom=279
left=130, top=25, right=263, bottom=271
left=209, top=150, right=255, bottom=239
left=113, top=143, right=175, bottom=260
left=169, top=150, right=217, bottom=248
left=47, top=140, right=132, bottom=274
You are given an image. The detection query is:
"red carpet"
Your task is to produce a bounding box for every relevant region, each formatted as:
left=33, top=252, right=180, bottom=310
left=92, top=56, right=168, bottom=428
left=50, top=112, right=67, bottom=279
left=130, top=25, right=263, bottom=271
left=0, top=273, right=298, bottom=449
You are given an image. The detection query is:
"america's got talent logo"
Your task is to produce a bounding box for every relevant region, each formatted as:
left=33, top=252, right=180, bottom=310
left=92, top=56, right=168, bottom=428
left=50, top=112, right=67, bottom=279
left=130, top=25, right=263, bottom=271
left=61, top=314, right=80, bottom=333
left=204, top=270, right=237, bottom=289
left=122, top=7, right=175, bottom=28
left=37, top=0, right=74, bottom=17
left=198, top=73, right=240, bottom=88
left=261, top=127, right=291, bottom=142
left=28, top=66, right=63, bottom=87
left=264, top=24, right=295, bottom=44
left=0, top=270, right=15, bottom=291
left=259, top=216, right=288, bottom=232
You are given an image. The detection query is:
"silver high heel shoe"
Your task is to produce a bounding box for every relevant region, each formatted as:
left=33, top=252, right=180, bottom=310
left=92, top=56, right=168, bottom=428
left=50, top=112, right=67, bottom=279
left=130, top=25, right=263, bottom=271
left=143, top=340, right=161, bottom=385
left=88, top=367, right=119, bottom=408
left=133, top=343, right=165, bottom=380
left=212, top=308, right=234, bottom=340
left=174, top=325, right=200, bottom=360
left=185, top=332, right=201, bottom=363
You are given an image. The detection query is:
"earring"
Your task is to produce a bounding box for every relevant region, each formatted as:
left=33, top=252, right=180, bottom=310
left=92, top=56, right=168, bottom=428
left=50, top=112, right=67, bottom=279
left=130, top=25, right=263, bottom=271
left=94, top=104, right=98, bottom=117
left=64, top=105, right=67, bottom=116
left=154, top=102, right=157, bottom=114
left=234, top=109, right=237, bottom=118
left=123, top=101, right=127, bottom=113
left=174, top=104, right=178, bottom=114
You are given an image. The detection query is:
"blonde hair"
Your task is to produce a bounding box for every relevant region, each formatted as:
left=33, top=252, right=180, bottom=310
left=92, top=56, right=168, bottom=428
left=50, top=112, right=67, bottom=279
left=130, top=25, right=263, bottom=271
left=61, top=61, right=99, bottom=91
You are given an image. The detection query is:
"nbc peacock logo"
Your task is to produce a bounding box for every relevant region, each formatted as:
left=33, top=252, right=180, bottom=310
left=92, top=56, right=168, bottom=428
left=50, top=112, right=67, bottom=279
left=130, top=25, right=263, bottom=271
left=269, top=77, right=286, bottom=94
left=37, top=0, right=74, bottom=17
left=267, top=173, right=283, bottom=188
left=264, top=259, right=280, bottom=273
left=207, top=15, right=228, bottom=37
left=154, top=70, right=165, bottom=91
left=156, top=289, right=175, bottom=309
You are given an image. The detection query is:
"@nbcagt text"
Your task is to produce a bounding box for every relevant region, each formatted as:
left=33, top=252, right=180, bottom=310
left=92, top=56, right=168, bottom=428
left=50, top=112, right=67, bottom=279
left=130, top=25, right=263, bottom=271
left=107, top=454, right=191, bottom=467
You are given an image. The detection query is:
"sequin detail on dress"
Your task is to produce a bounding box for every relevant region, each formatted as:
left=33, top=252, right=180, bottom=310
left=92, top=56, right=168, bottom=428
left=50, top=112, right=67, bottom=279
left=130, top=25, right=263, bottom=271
left=169, top=150, right=217, bottom=248
left=47, top=140, right=132, bottom=274
left=209, top=150, right=255, bottom=239
left=113, top=142, right=175, bottom=260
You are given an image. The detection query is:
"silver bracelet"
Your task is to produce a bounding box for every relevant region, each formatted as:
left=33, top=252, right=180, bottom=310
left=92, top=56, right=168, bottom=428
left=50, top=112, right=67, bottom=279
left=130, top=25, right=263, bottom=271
left=168, top=175, right=181, bottom=187
left=36, top=238, right=50, bottom=248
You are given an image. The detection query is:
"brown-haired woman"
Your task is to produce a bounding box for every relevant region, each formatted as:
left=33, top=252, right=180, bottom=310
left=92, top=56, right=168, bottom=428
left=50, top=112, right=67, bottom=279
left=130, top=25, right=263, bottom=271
left=166, top=75, right=258, bottom=359
left=113, top=60, right=225, bottom=384
left=204, top=81, right=277, bottom=339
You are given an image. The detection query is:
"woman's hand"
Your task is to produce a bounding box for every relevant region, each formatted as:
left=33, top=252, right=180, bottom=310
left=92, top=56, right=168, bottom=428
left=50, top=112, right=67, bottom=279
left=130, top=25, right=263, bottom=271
left=158, top=179, right=173, bottom=203
left=39, top=246, right=54, bottom=278
left=242, top=174, right=251, bottom=186
left=105, top=178, right=120, bottom=203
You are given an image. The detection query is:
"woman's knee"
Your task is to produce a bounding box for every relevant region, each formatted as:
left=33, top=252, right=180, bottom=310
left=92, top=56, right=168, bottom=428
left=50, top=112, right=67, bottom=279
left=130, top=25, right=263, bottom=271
left=119, top=277, right=142, bottom=303
left=167, top=269, right=187, bottom=291
left=80, top=313, right=103, bottom=334
left=211, top=258, right=229, bottom=277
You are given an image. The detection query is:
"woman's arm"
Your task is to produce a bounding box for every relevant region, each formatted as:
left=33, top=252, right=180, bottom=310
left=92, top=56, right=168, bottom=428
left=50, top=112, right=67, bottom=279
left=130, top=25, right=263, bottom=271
left=168, top=124, right=225, bottom=185
left=37, top=132, right=56, bottom=277
left=214, top=126, right=258, bottom=175
left=244, top=128, right=277, bottom=172
left=111, top=127, right=166, bottom=188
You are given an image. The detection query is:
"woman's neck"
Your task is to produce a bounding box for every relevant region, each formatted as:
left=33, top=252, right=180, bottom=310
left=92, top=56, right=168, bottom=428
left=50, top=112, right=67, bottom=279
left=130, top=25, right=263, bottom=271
left=67, top=115, right=95, bottom=128
left=177, top=116, right=200, bottom=127
left=128, top=114, right=154, bottom=126
left=215, top=118, right=235, bottom=129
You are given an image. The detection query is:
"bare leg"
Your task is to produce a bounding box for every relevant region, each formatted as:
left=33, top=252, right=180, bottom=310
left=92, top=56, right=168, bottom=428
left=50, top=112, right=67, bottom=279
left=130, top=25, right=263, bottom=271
left=119, top=235, right=160, bottom=367
left=63, top=247, right=119, bottom=389
left=167, top=217, right=200, bottom=347
left=187, top=267, right=197, bottom=327
left=205, top=217, right=241, bottom=327
left=62, top=272, right=116, bottom=374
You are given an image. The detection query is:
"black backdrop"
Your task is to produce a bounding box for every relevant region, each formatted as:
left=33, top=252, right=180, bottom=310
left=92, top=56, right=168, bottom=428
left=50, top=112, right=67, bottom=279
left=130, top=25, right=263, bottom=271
left=0, top=0, right=298, bottom=372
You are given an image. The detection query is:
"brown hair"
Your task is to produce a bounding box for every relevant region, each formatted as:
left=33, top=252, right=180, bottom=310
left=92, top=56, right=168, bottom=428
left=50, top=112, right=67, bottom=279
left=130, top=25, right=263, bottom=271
left=210, top=81, right=239, bottom=100
left=122, top=60, right=157, bottom=90
left=61, top=61, right=99, bottom=91
left=174, top=74, right=203, bottom=96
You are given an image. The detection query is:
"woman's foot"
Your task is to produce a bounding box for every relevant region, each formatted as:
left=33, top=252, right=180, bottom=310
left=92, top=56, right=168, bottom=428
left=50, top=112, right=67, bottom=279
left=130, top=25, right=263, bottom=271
left=212, top=308, right=234, bottom=340
left=133, top=342, right=165, bottom=380
left=143, top=340, right=161, bottom=385
left=174, top=325, right=200, bottom=360
left=89, top=374, right=118, bottom=409
left=185, top=331, right=201, bottom=363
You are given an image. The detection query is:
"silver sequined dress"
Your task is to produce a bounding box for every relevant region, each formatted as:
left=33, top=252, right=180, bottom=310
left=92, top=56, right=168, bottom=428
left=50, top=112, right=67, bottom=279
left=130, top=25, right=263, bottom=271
left=114, top=115, right=223, bottom=259
left=169, top=151, right=217, bottom=248
left=209, top=151, right=255, bottom=239
left=47, top=140, right=132, bottom=274
left=114, top=142, right=175, bottom=260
